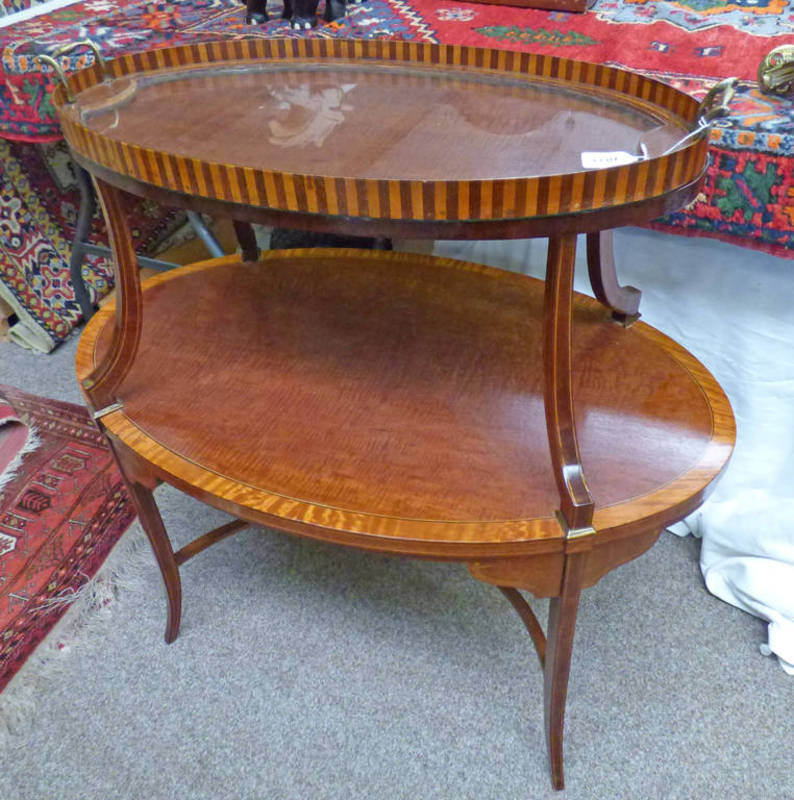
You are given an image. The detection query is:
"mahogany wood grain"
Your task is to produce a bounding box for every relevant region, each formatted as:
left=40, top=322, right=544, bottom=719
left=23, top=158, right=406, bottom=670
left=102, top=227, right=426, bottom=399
left=545, top=551, right=587, bottom=791
left=587, top=324, right=734, bottom=540
left=467, top=527, right=666, bottom=595
left=468, top=553, right=564, bottom=596
left=110, top=428, right=159, bottom=490
left=56, top=40, right=735, bottom=791
left=232, top=220, right=260, bottom=262
left=579, top=527, right=662, bottom=589
left=544, top=234, right=594, bottom=531
left=76, top=251, right=732, bottom=556
left=586, top=230, right=642, bottom=323
left=499, top=587, right=547, bottom=667
left=80, top=178, right=144, bottom=411
left=173, top=520, right=249, bottom=567
left=118, top=466, right=182, bottom=643
left=54, top=39, right=709, bottom=228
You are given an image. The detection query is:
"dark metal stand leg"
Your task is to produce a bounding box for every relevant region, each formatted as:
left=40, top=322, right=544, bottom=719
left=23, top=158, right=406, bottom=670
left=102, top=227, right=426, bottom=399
left=586, top=230, right=641, bottom=324
left=70, top=164, right=98, bottom=321
left=186, top=210, right=224, bottom=258
left=269, top=228, right=390, bottom=251
left=323, top=0, right=346, bottom=21
left=69, top=163, right=182, bottom=326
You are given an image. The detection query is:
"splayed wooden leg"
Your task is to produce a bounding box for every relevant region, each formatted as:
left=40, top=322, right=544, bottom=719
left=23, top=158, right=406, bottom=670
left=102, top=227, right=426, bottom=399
left=125, top=480, right=182, bottom=644
left=103, top=437, right=252, bottom=643
left=586, top=230, right=641, bottom=325
left=544, top=553, right=586, bottom=791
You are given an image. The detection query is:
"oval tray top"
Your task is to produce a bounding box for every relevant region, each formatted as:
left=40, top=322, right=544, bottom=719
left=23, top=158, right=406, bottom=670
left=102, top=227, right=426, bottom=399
left=55, top=39, right=708, bottom=223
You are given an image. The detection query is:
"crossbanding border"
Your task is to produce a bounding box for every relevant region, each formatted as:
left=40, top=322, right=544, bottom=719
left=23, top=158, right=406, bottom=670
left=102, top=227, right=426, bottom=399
left=55, top=38, right=708, bottom=223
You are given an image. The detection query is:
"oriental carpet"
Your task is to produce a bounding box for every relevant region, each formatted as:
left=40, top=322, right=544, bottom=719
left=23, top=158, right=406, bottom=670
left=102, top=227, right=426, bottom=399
left=0, top=385, right=134, bottom=695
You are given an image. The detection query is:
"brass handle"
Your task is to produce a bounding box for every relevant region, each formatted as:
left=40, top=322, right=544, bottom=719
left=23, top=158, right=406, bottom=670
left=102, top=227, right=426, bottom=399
left=696, top=77, right=738, bottom=124
left=758, top=45, right=794, bottom=95
left=37, top=39, right=109, bottom=103
left=659, top=77, right=738, bottom=157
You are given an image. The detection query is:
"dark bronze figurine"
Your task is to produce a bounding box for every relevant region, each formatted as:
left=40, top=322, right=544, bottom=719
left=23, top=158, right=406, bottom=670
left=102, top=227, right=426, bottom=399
left=244, top=0, right=355, bottom=28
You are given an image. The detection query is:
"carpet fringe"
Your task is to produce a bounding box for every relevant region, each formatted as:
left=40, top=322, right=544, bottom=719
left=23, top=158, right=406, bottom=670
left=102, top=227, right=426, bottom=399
left=0, top=424, right=40, bottom=494
left=0, top=521, right=154, bottom=749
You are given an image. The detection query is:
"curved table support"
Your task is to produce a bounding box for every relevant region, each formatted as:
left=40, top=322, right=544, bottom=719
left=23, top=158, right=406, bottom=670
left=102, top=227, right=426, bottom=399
left=126, top=479, right=183, bottom=643
left=174, top=519, right=249, bottom=565
left=81, top=179, right=144, bottom=412
left=543, top=234, right=595, bottom=532
left=545, top=552, right=586, bottom=791
left=499, top=587, right=546, bottom=668
left=124, top=481, right=253, bottom=643
left=586, top=231, right=641, bottom=325
left=105, top=440, right=183, bottom=643
left=498, top=550, right=586, bottom=791
left=106, top=436, right=253, bottom=643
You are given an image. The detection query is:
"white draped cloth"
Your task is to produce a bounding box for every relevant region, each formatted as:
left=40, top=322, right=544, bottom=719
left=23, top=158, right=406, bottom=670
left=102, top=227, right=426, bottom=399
left=433, top=227, right=794, bottom=674
left=673, top=494, right=794, bottom=674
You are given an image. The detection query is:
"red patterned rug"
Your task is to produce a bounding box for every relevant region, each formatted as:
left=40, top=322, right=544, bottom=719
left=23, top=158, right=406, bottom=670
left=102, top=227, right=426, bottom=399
left=401, top=0, right=787, bottom=80
left=3, top=0, right=788, bottom=140
left=0, top=385, right=135, bottom=697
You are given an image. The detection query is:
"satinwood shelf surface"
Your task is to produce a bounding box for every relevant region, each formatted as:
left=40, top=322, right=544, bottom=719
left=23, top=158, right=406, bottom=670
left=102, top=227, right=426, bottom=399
left=76, top=249, right=733, bottom=555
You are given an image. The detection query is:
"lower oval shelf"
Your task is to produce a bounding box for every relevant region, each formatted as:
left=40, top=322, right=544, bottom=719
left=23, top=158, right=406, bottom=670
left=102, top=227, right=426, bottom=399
left=76, top=248, right=734, bottom=558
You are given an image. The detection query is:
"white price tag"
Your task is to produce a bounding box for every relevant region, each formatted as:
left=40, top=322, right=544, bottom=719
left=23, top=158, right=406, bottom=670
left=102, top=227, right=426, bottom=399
left=580, top=151, right=644, bottom=169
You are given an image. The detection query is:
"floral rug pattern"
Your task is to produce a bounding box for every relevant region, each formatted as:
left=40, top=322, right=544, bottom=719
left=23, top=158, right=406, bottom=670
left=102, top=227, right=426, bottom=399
left=0, top=138, right=184, bottom=350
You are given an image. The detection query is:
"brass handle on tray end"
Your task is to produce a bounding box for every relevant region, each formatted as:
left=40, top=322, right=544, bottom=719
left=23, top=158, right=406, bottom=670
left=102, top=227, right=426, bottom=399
left=758, top=45, right=794, bottom=95
left=37, top=39, right=109, bottom=103
left=659, top=77, right=738, bottom=157
left=696, top=77, right=738, bottom=124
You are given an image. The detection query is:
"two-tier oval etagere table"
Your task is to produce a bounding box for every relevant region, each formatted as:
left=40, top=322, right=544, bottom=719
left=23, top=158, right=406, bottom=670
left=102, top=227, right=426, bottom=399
left=52, top=39, right=736, bottom=790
